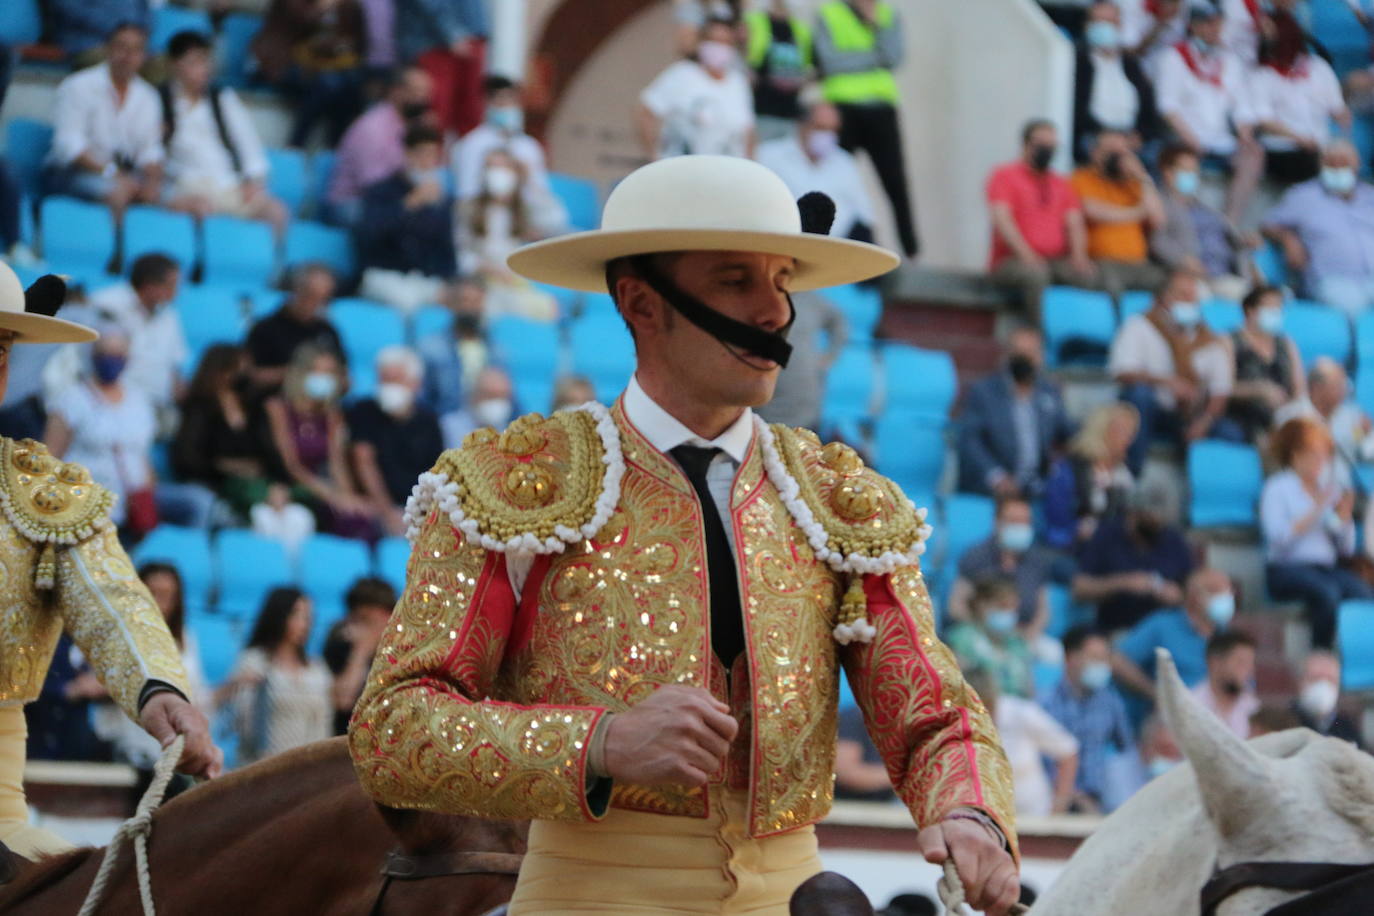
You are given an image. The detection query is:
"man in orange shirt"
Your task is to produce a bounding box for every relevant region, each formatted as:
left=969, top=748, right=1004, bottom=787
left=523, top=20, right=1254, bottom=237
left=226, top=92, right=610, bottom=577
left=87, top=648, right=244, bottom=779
left=1070, top=129, right=1167, bottom=300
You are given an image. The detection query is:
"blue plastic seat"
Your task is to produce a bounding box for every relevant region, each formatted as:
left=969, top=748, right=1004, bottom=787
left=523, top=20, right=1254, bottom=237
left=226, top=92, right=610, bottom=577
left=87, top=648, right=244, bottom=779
left=132, top=525, right=214, bottom=616
left=5, top=119, right=52, bottom=199
left=330, top=298, right=407, bottom=397
left=284, top=220, right=354, bottom=278
left=577, top=292, right=618, bottom=321
left=1337, top=600, right=1374, bottom=690
left=489, top=315, right=563, bottom=412
left=376, top=537, right=411, bottom=593
left=1254, top=241, right=1289, bottom=286
left=1283, top=299, right=1352, bottom=368
left=548, top=172, right=600, bottom=231
left=40, top=197, right=116, bottom=277
left=175, top=284, right=248, bottom=374
left=1202, top=298, right=1243, bottom=333
left=873, top=413, right=946, bottom=505
left=821, top=284, right=883, bottom=342
left=1188, top=440, right=1262, bottom=528
left=213, top=529, right=293, bottom=620
left=190, top=613, right=247, bottom=687
left=569, top=314, right=634, bottom=405
left=1311, top=0, right=1370, bottom=76
left=411, top=304, right=452, bottom=343
left=1118, top=289, right=1153, bottom=321
left=123, top=205, right=197, bottom=270
left=308, top=151, right=337, bottom=217
left=298, top=534, right=372, bottom=653
left=267, top=148, right=309, bottom=215
left=941, top=492, right=996, bottom=569
left=820, top=345, right=877, bottom=432
left=0, top=0, right=41, bottom=44
left=881, top=344, right=956, bottom=419
left=150, top=6, right=213, bottom=54
left=1043, top=286, right=1116, bottom=367
left=202, top=215, right=277, bottom=286
left=217, top=13, right=263, bottom=89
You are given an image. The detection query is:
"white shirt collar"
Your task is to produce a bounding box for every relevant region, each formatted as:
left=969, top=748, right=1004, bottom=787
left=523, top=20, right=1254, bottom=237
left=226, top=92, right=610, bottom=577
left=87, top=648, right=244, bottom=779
left=622, top=375, right=754, bottom=464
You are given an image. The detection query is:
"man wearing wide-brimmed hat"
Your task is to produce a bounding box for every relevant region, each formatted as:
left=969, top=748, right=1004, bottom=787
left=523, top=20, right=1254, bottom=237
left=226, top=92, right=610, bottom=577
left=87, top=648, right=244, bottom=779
left=0, top=265, right=219, bottom=860
left=350, top=156, right=1018, bottom=914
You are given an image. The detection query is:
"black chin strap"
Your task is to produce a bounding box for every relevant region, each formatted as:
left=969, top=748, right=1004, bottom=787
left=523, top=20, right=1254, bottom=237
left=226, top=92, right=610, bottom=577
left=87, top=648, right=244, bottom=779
left=1200, top=860, right=1374, bottom=916
left=629, top=255, right=796, bottom=368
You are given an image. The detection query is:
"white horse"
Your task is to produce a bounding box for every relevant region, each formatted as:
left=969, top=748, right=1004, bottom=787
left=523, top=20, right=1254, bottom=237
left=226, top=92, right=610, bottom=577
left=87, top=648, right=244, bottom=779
left=1028, top=649, right=1374, bottom=914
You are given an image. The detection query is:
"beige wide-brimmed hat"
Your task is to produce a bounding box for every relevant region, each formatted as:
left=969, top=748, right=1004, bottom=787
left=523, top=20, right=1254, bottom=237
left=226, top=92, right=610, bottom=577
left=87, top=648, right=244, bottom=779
left=507, top=155, right=900, bottom=292
left=0, top=262, right=96, bottom=343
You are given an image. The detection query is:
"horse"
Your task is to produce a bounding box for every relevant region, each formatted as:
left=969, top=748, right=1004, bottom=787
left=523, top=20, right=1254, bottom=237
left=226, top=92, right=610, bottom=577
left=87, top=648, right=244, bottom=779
left=0, top=737, right=526, bottom=915
left=1029, top=650, right=1374, bottom=915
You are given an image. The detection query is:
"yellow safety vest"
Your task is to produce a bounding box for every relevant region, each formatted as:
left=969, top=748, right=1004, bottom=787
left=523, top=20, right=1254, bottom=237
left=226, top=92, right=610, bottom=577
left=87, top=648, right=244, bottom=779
left=743, top=10, right=813, bottom=71
left=818, top=1, right=899, bottom=105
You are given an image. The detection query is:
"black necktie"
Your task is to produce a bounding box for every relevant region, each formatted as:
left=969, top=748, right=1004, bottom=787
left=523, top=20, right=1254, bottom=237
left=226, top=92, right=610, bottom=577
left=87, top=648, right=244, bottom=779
left=670, top=445, right=745, bottom=667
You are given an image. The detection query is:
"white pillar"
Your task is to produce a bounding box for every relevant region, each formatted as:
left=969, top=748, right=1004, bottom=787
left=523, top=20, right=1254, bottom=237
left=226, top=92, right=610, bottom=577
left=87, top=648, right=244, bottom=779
left=489, top=0, right=529, bottom=80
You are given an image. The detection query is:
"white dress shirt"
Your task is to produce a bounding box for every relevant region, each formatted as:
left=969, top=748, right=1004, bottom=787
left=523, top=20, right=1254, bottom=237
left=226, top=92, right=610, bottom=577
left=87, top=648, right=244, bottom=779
left=1154, top=43, right=1252, bottom=155
left=1108, top=314, right=1235, bottom=409
left=48, top=64, right=163, bottom=170
left=504, top=376, right=755, bottom=595
left=640, top=60, right=755, bottom=159
left=1246, top=57, right=1346, bottom=151
left=165, top=85, right=269, bottom=190
left=1088, top=51, right=1140, bottom=132
left=755, top=135, right=876, bottom=239
left=89, top=283, right=189, bottom=410
left=1261, top=468, right=1356, bottom=566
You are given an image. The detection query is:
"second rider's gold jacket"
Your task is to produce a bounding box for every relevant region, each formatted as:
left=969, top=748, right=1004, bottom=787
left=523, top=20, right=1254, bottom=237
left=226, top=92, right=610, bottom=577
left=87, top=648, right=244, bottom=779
left=350, top=401, right=1016, bottom=853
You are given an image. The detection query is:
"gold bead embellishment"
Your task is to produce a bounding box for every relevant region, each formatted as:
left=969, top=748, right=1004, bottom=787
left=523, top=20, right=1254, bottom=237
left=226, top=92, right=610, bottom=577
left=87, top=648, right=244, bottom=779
left=464, top=428, right=497, bottom=448
left=13, top=449, right=56, bottom=476
left=829, top=478, right=883, bottom=522
left=31, top=485, right=72, bottom=515
left=57, top=463, right=90, bottom=485
left=502, top=463, right=555, bottom=508
left=820, top=441, right=864, bottom=477
left=498, top=414, right=547, bottom=457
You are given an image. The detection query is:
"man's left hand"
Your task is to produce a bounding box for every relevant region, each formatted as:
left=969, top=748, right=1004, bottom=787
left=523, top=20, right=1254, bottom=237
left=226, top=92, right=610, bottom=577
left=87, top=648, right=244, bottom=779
left=917, top=816, right=1019, bottom=915
left=139, top=693, right=223, bottom=780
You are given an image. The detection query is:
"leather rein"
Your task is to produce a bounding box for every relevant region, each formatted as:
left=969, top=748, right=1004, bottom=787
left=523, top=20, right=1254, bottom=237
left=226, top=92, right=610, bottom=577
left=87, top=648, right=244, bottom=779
left=1200, top=859, right=1374, bottom=915
left=367, top=850, right=524, bottom=916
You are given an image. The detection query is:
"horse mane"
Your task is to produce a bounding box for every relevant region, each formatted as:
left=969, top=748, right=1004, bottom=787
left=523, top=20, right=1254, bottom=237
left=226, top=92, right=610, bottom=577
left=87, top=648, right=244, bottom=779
left=0, top=846, right=97, bottom=904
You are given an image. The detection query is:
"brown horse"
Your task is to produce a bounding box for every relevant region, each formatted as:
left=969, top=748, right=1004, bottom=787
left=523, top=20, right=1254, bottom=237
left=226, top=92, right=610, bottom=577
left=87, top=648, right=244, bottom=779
left=0, top=737, right=526, bottom=915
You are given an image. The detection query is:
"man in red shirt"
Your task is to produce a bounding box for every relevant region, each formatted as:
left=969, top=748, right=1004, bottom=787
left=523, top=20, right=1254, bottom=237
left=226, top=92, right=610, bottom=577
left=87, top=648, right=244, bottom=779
left=987, top=119, right=1096, bottom=316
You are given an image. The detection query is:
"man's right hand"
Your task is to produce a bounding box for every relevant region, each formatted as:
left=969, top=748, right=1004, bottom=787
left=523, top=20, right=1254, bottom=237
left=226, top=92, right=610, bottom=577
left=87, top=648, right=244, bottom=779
left=1281, top=237, right=1308, bottom=272
left=603, top=685, right=738, bottom=787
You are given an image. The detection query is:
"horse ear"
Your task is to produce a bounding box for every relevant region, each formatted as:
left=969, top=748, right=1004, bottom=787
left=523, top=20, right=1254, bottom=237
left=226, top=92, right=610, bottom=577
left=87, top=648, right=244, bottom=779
left=1156, top=647, right=1274, bottom=839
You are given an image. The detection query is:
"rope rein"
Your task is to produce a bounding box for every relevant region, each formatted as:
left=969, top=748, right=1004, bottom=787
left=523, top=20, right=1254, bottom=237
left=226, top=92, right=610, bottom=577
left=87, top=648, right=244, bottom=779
left=938, top=859, right=1032, bottom=916
left=77, top=734, right=185, bottom=916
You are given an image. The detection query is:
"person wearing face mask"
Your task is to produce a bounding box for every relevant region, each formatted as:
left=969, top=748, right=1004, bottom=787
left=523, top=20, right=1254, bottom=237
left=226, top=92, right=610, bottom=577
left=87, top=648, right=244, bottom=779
left=1261, top=416, right=1371, bottom=650
left=327, top=66, right=434, bottom=229
left=1073, top=2, right=1164, bottom=163
left=756, top=98, right=877, bottom=244
left=418, top=278, right=490, bottom=416
left=1150, top=143, right=1256, bottom=302
left=264, top=344, right=379, bottom=540
left=956, top=324, right=1074, bottom=500
left=639, top=18, right=757, bottom=160
left=947, top=578, right=1035, bottom=700
left=1226, top=286, right=1305, bottom=440
left=246, top=263, right=346, bottom=393
left=395, top=0, right=489, bottom=138
left=452, top=76, right=567, bottom=235
left=1263, top=140, right=1374, bottom=317
left=1290, top=650, right=1364, bottom=747
left=357, top=125, right=457, bottom=315
left=1041, top=626, right=1136, bottom=814
left=1069, top=129, right=1167, bottom=299
left=348, top=346, right=444, bottom=537
left=949, top=495, right=1057, bottom=641
left=1113, top=568, right=1237, bottom=724
left=987, top=119, right=1096, bottom=316
left=1190, top=630, right=1260, bottom=739
left=1117, top=0, right=1187, bottom=71
left=439, top=365, right=517, bottom=450
left=1073, top=480, right=1193, bottom=633
left=1110, top=267, right=1245, bottom=475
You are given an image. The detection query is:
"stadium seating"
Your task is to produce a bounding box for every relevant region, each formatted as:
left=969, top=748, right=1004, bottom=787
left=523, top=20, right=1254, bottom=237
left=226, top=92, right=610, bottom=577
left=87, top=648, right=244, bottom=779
left=132, top=525, right=214, bottom=616
left=298, top=534, right=372, bottom=653
left=537, top=281, right=582, bottom=319
left=1202, top=298, right=1243, bottom=333
left=1337, top=600, right=1374, bottom=690
left=1283, top=300, right=1351, bottom=368
left=213, top=529, right=294, bottom=619
left=410, top=304, right=452, bottom=343
left=1043, top=286, right=1116, bottom=367
left=217, top=13, right=263, bottom=90
left=149, top=6, right=213, bottom=54
left=242, top=285, right=286, bottom=318
left=487, top=315, right=562, bottom=413
left=284, top=220, right=354, bottom=279
left=881, top=343, right=956, bottom=419
left=202, top=215, right=277, bottom=286
left=1117, top=289, right=1152, bottom=321
left=1188, top=439, right=1262, bottom=528
left=549, top=172, right=600, bottom=231
left=941, top=492, right=996, bottom=569
left=191, top=613, right=246, bottom=687
left=124, top=205, right=197, bottom=270
left=569, top=314, right=635, bottom=404
left=578, top=292, right=618, bottom=321
left=822, top=284, right=883, bottom=342
left=267, top=148, right=309, bottom=215
left=5, top=118, right=52, bottom=199
left=819, top=345, right=877, bottom=435
left=873, top=413, right=946, bottom=507
left=1253, top=241, right=1288, bottom=286
left=40, top=196, right=116, bottom=278
left=375, top=537, right=410, bottom=594
left=330, top=298, right=407, bottom=398
left=1310, top=0, right=1370, bottom=77
left=176, top=284, right=248, bottom=373
left=308, top=151, right=337, bottom=217
left=0, top=0, right=41, bottom=45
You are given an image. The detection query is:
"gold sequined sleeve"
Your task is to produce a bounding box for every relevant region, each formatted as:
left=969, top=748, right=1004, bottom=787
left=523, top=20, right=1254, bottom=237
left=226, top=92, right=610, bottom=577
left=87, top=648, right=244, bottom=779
left=55, top=528, right=190, bottom=720
left=348, top=509, right=609, bottom=822
left=842, top=567, right=1019, bottom=862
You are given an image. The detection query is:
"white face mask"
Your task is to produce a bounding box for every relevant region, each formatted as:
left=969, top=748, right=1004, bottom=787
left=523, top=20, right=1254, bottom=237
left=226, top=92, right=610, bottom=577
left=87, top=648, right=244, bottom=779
left=804, top=129, right=839, bottom=160
left=484, top=167, right=519, bottom=197
left=1299, top=678, right=1339, bottom=719
left=377, top=382, right=415, bottom=417
left=697, top=40, right=738, bottom=73
left=1320, top=166, right=1357, bottom=195
left=473, top=397, right=513, bottom=429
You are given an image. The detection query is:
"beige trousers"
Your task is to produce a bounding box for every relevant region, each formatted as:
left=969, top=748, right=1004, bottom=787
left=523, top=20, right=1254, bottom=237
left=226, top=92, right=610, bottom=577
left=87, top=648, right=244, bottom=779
left=0, top=705, right=75, bottom=859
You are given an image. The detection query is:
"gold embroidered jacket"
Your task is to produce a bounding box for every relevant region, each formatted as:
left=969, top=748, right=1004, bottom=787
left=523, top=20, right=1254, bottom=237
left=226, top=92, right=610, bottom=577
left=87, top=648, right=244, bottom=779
left=0, top=438, right=188, bottom=718
left=350, top=404, right=1016, bottom=851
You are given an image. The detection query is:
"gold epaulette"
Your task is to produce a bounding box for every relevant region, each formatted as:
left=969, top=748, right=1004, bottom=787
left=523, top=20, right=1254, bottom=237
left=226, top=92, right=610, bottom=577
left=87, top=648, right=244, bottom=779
left=764, top=424, right=932, bottom=644
left=0, top=438, right=115, bottom=589
left=402, top=406, right=620, bottom=554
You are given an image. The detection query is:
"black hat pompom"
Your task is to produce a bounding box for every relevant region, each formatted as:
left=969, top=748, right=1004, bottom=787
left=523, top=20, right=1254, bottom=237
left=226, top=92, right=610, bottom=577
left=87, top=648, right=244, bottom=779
left=798, top=192, right=836, bottom=236
left=24, top=275, right=66, bottom=317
